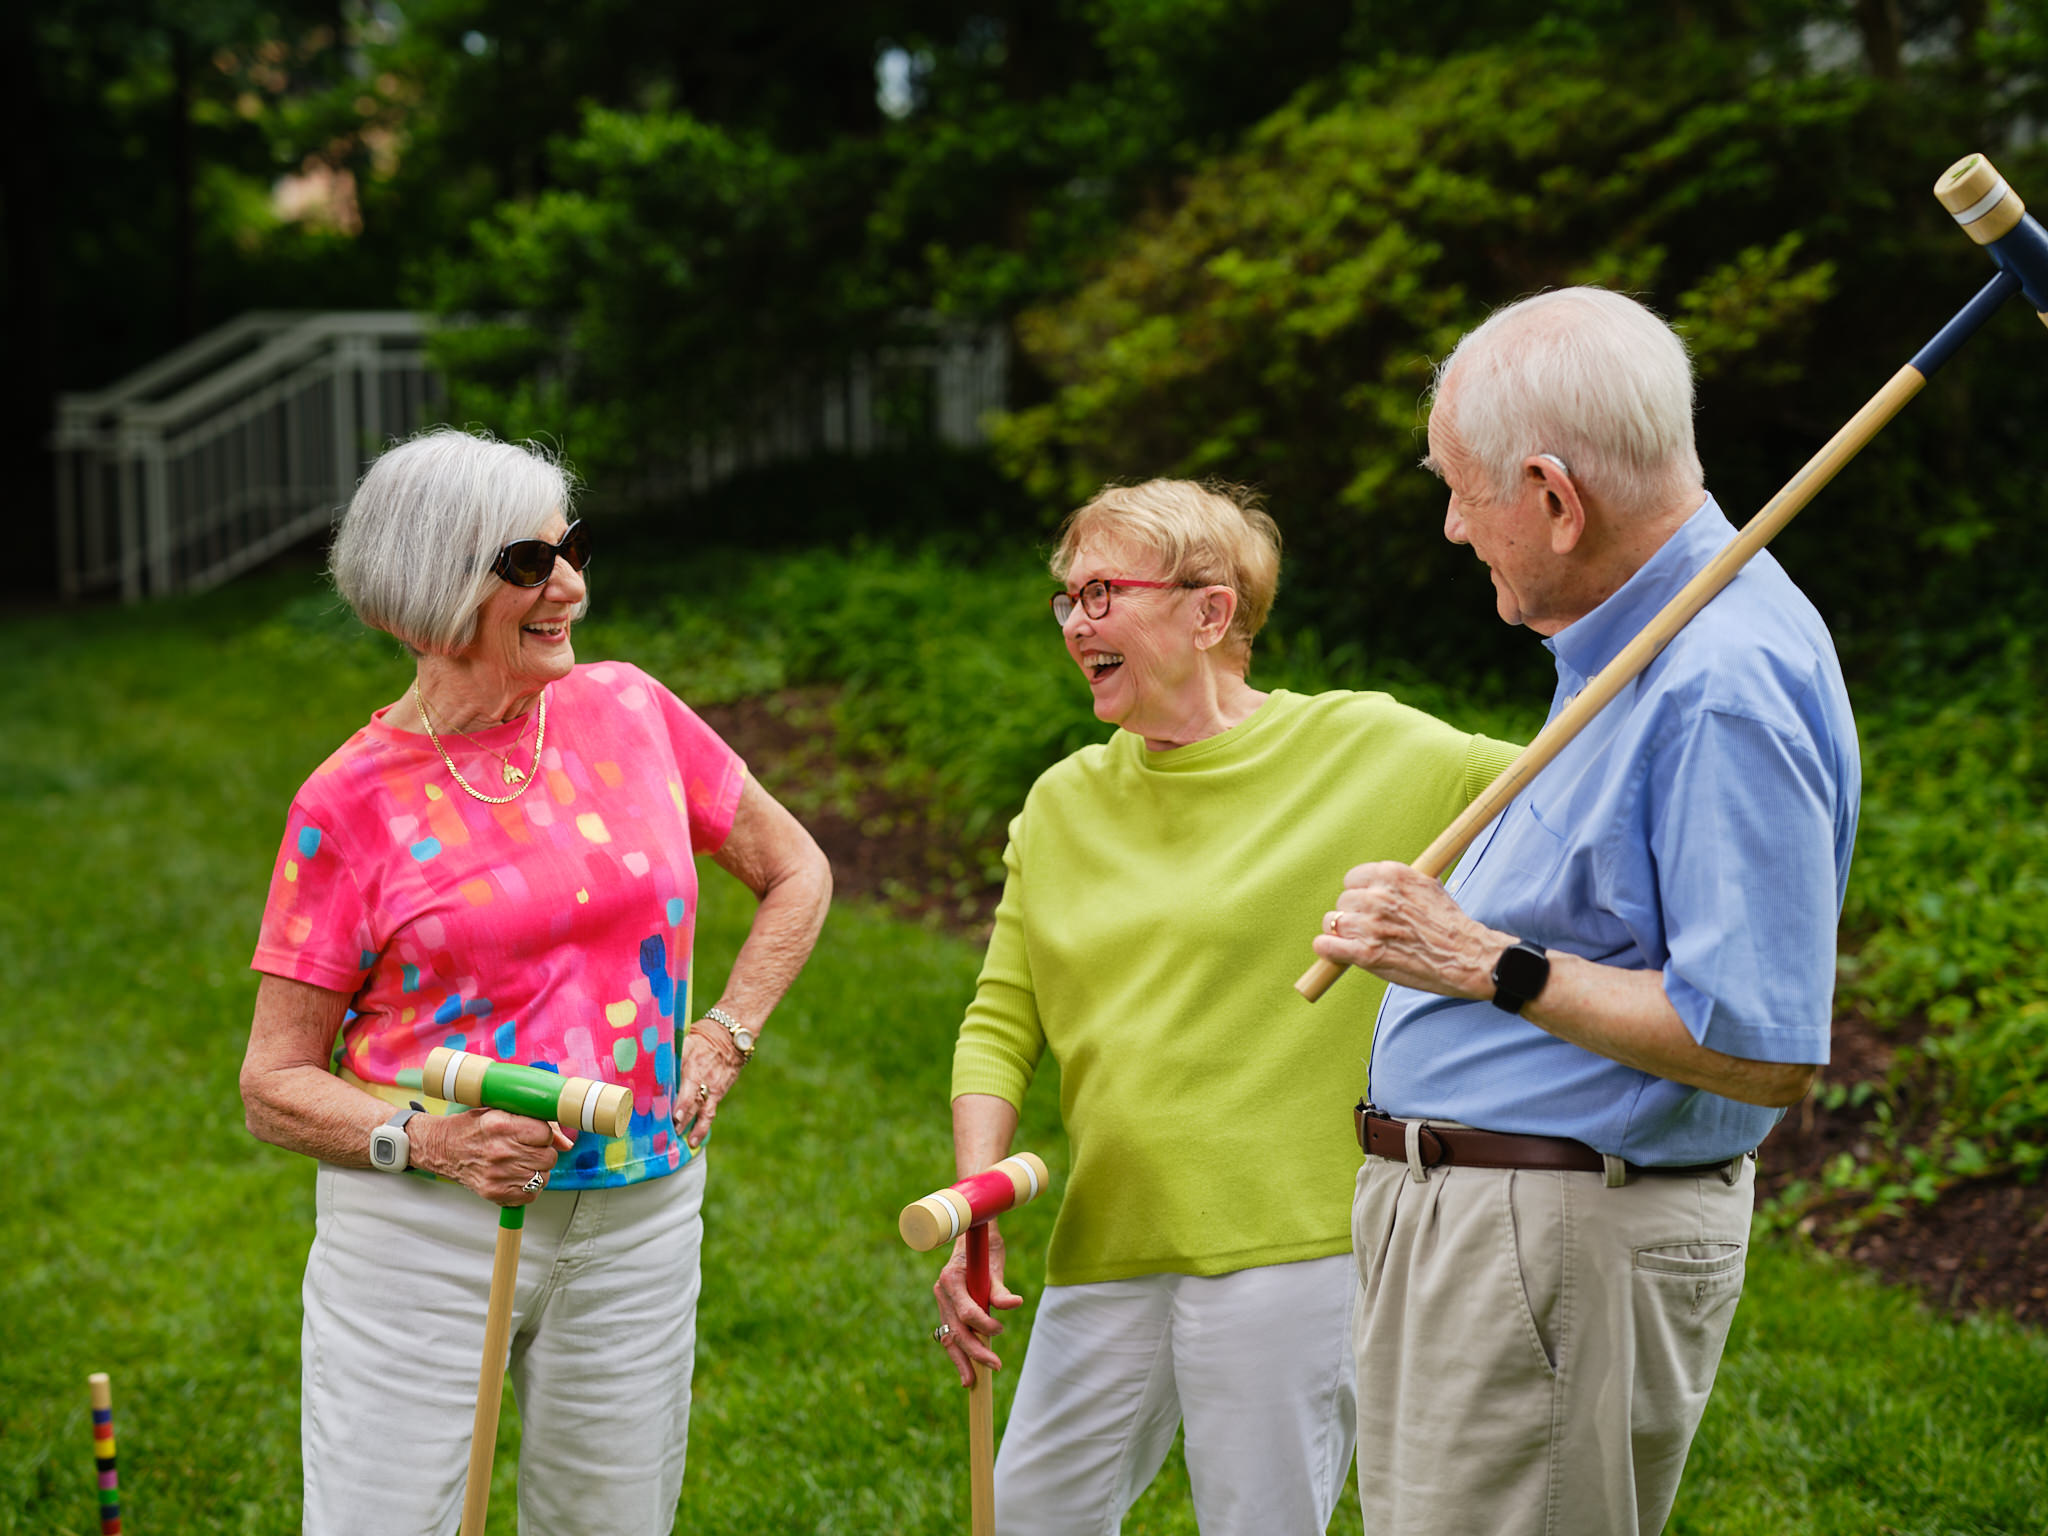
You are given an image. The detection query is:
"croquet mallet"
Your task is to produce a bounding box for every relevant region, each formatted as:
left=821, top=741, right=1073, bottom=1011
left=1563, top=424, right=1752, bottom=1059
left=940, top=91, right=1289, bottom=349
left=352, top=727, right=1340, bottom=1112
left=1297, top=150, right=2048, bottom=1003
left=417, top=1047, right=633, bottom=1536
left=900, top=1152, right=1052, bottom=1536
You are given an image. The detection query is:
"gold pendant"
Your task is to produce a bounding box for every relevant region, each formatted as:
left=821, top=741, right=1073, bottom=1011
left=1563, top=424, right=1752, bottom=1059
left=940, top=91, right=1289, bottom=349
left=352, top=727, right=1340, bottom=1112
left=503, top=764, right=527, bottom=786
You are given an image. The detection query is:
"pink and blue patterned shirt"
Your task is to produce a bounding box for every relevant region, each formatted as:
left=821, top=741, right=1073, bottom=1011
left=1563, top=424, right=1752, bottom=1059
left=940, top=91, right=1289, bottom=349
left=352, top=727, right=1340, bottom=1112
left=251, top=661, right=747, bottom=1188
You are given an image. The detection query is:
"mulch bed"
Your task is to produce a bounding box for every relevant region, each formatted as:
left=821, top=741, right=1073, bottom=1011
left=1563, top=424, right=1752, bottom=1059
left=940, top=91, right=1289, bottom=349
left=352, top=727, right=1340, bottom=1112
left=702, top=690, right=2046, bottom=1327
left=1760, top=1014, right=2048, bottom=1326
left=695, top=690, right=1004, bottom=936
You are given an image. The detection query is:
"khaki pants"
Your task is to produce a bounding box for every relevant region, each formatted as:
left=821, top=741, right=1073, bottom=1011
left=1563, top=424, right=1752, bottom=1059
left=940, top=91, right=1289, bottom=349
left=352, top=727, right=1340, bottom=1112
left=1350, top=1149, right=1752, bottom=1536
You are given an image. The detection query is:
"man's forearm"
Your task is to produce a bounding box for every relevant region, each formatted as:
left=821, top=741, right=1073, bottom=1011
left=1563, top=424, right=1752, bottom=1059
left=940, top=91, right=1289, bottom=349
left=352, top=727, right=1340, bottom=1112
left=1521, top=953, right=1816, bottom=1108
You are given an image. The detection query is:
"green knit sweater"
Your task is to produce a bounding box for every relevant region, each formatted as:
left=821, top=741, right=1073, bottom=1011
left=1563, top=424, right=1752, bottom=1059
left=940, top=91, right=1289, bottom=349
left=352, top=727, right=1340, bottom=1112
left=951, top=689, right=1520, bottom=1285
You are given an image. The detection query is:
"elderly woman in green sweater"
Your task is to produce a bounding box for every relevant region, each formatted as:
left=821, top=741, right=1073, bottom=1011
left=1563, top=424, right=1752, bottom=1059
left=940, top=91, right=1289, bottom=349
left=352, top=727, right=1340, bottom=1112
left=928, top=479, right=1518, bottom=1536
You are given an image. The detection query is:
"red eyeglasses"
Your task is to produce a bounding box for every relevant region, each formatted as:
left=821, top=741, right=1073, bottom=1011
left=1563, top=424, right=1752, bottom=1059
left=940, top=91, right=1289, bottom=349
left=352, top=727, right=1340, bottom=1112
left=1050, top=578, right=1200, bottom=624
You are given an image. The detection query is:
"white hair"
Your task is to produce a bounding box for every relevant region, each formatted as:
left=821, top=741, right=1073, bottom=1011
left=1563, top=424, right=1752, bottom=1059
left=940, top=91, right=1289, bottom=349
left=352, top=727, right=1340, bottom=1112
left=1430, top=287, right=1703, bottom=515
left=329, top=428, right=582, bottom=654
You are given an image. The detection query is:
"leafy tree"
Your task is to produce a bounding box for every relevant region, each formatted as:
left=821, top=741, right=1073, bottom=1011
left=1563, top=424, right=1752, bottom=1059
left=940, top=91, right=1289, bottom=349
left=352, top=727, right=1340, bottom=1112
left=990, top=38, right=2046, bottom=673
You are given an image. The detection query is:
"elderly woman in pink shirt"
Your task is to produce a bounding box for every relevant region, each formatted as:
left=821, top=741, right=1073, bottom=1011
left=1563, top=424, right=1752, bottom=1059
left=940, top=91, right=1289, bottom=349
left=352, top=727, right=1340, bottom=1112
left=239, top=427, right=830, bottom=1536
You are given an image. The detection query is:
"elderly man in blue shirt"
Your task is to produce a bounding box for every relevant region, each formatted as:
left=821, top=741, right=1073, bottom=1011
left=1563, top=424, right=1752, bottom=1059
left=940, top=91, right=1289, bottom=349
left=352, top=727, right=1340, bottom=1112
left=1313, top=285, right=1859, bottom=1535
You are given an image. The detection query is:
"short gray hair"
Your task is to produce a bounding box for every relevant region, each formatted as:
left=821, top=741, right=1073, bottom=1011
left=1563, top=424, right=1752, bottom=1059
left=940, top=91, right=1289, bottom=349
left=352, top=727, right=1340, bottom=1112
left=1051, top=479, right=1282, bottom=660
left=1431, top=287, right=1703, bottom=515
left=330, top=428, right=581, bottom=653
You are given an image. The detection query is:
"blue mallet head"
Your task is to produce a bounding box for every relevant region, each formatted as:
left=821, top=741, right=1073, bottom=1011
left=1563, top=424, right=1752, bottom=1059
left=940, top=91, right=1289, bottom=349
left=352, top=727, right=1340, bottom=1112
left=1937, top=154, right=2048, bottom=321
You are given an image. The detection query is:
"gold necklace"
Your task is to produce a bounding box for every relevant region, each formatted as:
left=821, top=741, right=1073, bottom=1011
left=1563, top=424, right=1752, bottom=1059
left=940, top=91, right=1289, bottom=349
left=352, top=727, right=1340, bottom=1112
left=450, top=708, right=534, bottom=785
left=414, top=684, right=547, bottom=804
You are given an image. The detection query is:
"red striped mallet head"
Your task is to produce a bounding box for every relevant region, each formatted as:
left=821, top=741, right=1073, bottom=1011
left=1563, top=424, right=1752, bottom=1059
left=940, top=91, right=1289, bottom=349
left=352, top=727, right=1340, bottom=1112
left=898, top=1153, right=1051, bottom=1252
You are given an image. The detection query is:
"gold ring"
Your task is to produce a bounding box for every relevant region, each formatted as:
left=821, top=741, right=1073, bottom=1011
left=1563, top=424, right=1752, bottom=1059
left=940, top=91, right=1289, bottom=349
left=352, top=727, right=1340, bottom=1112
left=697, top=1082, right=711, bottom=1103
left=1326, top=912, right=1340, bottom=934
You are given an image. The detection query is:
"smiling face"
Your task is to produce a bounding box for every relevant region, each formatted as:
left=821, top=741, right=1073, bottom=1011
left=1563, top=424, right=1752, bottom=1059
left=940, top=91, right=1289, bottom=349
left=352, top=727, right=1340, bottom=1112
left=458, top=510, right=587, bottom=692
left=1057, top=534, right=1208, bottom=733
left=1429, top=399, right=1564, bottom=633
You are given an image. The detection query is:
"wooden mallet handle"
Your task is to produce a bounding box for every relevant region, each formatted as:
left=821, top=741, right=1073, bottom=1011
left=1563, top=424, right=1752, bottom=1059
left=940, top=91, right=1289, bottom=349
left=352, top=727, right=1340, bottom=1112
left=1296, top=150, right=2045, bottom=1004
left=417, top=1048, right=631, bottom=1536
left=422, top=1046, right=634, bottom=1138
left=901, top=1152, right=1051, bottom=1536
left=898, top=1152, right=1050, bottom=1251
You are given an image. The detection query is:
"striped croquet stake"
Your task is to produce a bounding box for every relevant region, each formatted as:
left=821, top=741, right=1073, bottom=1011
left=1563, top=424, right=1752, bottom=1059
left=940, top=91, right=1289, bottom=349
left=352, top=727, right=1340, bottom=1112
left=88, top=1372, right=121, bottom=1534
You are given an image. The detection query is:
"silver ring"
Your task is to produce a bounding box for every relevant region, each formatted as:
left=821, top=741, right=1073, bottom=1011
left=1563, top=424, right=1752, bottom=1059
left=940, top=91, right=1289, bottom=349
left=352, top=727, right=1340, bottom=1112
left=931, top=1323, right=952, bottom=1343
left=1326, top=912, right=1340, bottom=934
left=522, top=1171, right=547, bottom=1193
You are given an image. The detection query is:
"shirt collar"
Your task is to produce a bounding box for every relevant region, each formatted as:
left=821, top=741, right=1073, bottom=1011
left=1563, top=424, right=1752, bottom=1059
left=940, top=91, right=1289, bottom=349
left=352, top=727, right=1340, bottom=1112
left=1543, top=495, right=1730, bottom=689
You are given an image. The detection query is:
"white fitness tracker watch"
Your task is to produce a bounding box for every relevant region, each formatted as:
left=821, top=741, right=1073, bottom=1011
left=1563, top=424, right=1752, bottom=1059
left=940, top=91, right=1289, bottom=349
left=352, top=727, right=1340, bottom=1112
left=369, top=1107, right=424, bottom=1173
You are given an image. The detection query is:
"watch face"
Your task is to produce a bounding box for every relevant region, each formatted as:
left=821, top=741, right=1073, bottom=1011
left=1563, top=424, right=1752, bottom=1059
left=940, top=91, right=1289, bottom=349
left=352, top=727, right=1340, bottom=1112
left=733, top=1027, right=755, bottom=1054
left=369, top=1126, right=405, bottom=1171
left=1493, top=943, right=1550, bottom=1007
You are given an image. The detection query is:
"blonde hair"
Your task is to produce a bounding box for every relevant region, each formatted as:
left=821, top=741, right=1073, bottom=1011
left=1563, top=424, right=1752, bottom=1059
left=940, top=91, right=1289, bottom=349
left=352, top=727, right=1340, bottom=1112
left=329, top=428, right=583, bottom=654
left=1431, top=287, right=1703, bottom=516
left=1050, top=479, right=1281, bottom=659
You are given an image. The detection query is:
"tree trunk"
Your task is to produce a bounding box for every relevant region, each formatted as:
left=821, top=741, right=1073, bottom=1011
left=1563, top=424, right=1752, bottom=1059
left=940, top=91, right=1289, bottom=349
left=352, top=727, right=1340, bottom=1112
left=1, top=3, right=58, bottom=591
left=1856, top=0, right=1904, bottom=80
left=169, top=26, right=198, bottom=339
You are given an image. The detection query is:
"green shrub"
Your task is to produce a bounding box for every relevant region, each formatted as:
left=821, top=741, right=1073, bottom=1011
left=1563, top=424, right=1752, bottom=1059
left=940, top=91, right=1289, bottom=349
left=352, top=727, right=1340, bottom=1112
left=1822, top=628, right=2048, bottom=1212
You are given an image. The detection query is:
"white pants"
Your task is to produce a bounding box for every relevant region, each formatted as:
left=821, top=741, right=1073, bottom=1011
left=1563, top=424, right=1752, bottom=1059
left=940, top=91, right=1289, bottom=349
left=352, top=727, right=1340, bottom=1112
left=994, top=1255, right=1358, bottom=1536
left=301, top=1156, right=706, bottom=1536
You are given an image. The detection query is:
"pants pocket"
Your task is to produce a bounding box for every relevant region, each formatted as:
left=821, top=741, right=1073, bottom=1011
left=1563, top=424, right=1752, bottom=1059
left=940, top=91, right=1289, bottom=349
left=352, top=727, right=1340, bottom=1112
left=1628, top=1239, right=1747, bottom=1470
left=1504, top=1170, right=1564, bottom=1374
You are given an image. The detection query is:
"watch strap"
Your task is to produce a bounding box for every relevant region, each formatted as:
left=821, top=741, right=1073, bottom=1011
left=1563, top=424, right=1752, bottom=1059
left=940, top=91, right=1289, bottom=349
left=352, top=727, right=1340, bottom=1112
left=702, top=1006, right=754, bottom=1062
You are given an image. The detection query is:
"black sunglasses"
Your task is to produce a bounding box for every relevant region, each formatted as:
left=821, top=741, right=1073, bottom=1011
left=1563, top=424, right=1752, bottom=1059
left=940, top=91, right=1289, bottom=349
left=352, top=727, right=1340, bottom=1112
left=491, top=521, right=591, bottom=587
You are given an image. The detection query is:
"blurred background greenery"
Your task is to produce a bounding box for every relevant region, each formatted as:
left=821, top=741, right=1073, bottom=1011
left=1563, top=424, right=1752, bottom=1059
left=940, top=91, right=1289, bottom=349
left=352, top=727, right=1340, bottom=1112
left=13, top=0, right=2048, bottom=674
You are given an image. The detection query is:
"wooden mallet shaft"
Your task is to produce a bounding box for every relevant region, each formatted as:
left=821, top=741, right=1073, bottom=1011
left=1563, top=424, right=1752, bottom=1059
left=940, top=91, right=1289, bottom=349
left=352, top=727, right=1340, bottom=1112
left=900, top=1152, right=1051, bottom=1536
left=418, top=1048, right=633, bottom=1536
left=1297, top=151, right=2047, bottom=1003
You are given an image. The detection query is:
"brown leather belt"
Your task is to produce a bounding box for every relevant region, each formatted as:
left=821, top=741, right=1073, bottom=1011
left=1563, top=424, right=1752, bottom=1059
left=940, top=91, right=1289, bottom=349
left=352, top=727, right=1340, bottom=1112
left=1354, top=1104, right=1741, bottom=1180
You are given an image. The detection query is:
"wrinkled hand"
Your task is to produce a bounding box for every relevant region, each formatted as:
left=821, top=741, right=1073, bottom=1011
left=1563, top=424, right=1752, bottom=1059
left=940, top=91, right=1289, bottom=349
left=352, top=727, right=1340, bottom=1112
left=1311, top=860, right=1509, bottom=999
left=674, top=1024, right=746, bottom=1151
left=931, top=1220, right=1022, bottom=1389
left=414, top=1107, right=574, bottom=1206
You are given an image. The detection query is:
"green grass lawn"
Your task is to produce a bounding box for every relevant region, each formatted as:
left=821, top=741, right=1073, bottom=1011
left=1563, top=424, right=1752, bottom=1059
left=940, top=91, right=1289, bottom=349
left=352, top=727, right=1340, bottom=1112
left=3, top=566, right=2044, bottom=1535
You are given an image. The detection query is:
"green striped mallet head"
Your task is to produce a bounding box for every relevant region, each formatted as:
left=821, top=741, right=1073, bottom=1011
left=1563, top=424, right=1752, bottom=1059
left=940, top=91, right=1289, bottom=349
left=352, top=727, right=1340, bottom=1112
left=421, top=1047, right=634, bottom=1137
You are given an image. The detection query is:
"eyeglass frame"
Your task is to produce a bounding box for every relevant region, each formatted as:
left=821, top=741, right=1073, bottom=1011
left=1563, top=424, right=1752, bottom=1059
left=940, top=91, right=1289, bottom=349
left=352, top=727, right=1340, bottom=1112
left=491, top=520, right=591, bottom=587
left=1049, top=577, right=1205, bottom=625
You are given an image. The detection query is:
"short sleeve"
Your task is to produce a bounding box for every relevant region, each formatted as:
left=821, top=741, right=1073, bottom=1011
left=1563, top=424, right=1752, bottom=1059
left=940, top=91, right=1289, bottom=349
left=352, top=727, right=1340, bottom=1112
left=650, top=677, right=747, bottom=853
left=250, top=808, right=378, bottom=995
left=1644, top=707, right=1841, bottom=1065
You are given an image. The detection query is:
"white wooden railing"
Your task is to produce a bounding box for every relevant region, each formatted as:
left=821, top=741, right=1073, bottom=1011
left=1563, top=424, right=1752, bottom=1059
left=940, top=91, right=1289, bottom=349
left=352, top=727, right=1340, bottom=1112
left=54, top=312, right=441, bottom=601
left=53, top=311, right=1009, bottom=603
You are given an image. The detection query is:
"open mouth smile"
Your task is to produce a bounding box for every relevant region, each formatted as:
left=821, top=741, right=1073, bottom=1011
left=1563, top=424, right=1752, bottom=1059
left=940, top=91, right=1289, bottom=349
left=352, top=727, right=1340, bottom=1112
left=1083, top=651, right=1125, bottom=683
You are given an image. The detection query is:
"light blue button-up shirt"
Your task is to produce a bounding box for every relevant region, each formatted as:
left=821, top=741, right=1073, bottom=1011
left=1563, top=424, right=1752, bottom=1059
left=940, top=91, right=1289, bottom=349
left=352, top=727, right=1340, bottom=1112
left=1370, top=498, right=1861, bottom=1164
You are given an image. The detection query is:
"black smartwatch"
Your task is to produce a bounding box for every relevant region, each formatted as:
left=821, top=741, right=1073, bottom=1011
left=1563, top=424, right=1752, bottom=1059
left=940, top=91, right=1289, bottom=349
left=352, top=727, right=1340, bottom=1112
left=1490, top=940, right=1550, bottom=1014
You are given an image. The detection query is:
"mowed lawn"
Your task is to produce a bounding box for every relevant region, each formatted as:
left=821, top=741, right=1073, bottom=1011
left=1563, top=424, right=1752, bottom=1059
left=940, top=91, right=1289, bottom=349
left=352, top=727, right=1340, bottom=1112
left=3, top=566, right=2044, bottom=1535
